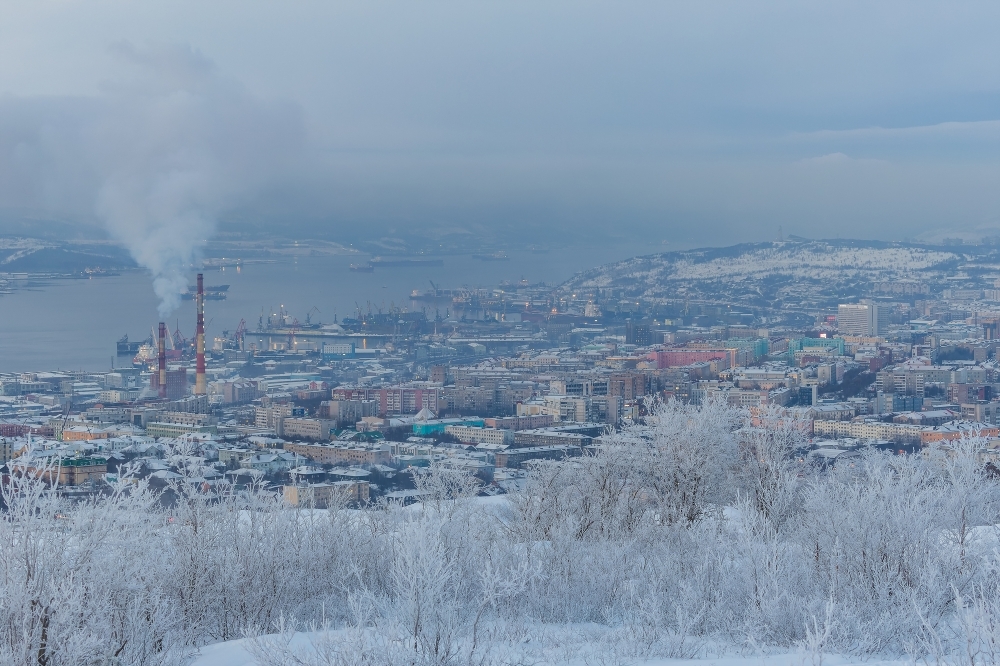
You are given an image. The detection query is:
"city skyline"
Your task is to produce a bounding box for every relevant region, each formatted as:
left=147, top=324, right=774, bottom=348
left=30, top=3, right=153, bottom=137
left=4, top=4, right=1000, bottom=665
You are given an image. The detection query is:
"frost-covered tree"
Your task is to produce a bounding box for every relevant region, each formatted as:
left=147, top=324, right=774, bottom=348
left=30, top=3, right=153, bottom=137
left=4, top=401, right=1000, bottom=664
left=737, top=405, right=806, bottom=531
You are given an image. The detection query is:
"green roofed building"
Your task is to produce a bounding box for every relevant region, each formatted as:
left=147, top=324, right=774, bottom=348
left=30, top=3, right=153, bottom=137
left=726, top=338, right=769, bottom=360
left=787, top=337, right=845, bottom=356
left=412, top=417, right=485, bottom=436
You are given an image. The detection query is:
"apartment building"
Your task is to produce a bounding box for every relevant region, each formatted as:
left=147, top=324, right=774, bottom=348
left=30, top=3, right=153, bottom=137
left=283, top=480, right=370, bottom=507
left=281, top=441, right=391, bottom=466
left=444, top=425, right=515, bottom=446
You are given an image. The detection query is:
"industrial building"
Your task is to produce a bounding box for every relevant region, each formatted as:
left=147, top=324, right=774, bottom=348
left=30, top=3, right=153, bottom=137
left=495, top=445, right=582, bottom=468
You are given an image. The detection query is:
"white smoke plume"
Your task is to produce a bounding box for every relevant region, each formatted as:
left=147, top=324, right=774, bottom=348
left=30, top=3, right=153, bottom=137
left=0, top=43, right=304, bottom=316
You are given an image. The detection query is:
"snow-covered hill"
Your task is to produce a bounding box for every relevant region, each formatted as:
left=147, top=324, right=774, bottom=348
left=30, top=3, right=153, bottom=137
left=558, top=240, right=970, bottom=310
left=565, top=241, right=961, bottom=290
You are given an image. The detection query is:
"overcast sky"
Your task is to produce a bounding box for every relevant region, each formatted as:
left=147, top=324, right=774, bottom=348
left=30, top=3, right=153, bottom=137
left=2, top=1, right=1000, bottom=249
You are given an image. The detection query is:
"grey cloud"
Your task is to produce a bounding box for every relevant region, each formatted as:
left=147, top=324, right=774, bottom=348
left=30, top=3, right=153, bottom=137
left=0, top=42, right=304, bottom=315
left=1, top=2, right=1000, bottom=259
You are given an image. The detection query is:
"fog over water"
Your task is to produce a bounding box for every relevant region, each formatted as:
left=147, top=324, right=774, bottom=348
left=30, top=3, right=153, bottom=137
left=4, top=3, right=1000, bottom=370
left=5, top=2, right=1000, bottom=297
left=0, top=241, right=652, bottom=373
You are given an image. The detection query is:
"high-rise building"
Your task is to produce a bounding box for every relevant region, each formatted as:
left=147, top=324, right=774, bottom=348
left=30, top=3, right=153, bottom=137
left=838, top=301, right=886, bottom=336
left=625, top=319, right=652, bottom=346
left=875, top=301, right=889, bottom=335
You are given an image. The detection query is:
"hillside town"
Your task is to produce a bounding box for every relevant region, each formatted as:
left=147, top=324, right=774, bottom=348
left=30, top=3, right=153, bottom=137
left=7, top=250, right=1000, bottom=503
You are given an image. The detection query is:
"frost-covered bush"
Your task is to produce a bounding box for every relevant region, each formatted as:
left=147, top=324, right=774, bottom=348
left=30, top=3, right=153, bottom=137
left=3, top=401, right=1000, bottom=665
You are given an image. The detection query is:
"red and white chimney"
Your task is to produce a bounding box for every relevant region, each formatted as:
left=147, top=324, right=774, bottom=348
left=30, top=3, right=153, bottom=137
left=157, top=321, right=167, bottom=399
left=195, top=273, right=206, bottom=395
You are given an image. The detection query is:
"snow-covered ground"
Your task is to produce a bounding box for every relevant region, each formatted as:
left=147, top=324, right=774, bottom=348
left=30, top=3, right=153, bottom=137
left=7, top=405, right=1000, bottom=666
left=189, top=637, right=260, bottom=666
left=189, top=633, right=912, bottom=666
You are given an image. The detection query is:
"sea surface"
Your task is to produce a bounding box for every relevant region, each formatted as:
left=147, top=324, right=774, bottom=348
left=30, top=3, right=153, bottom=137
left=0, top=241, right=655, bottom=373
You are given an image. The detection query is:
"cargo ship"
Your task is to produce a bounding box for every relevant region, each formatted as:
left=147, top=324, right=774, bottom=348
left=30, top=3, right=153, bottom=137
left=202, top=258, right=242, bottom=268
left=349, top=263, right=375, bottom=272
left=132, top=342, right=157, bottom=365
left=116, top=334, right=147, bottom=355
left=182, top=284, right=229, bottom=300
left=369, top=256, right=444, bottom=267
left=472, top=251, right=509, bottom=261
left=410, top=288, right=467, bottom=301
left=409, top=281, right=467, bottom=301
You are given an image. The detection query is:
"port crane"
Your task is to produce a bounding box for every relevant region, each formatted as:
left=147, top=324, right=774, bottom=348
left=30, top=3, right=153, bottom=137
left=234, top=319, right=246, bottom=350
left=60, top=384, right=74, bottom=443
left=219, top=319, right=246, bottom=351
left=172, top=321, right=188, bottom=350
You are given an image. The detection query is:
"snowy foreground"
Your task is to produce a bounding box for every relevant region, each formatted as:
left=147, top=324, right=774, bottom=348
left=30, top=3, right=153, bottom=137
left=6, top=401, right=1000, bottom=665
left=190, top=631, right=910, bottom=666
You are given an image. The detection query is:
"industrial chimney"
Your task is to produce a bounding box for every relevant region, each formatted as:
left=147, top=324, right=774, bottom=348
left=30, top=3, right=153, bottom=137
left=158, top=321, right=167, bottom=399
left=195, top=273, right=206, bottom=395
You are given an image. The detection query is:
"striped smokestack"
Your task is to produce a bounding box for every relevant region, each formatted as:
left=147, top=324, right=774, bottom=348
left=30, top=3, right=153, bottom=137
left=195, top=273, right=206, bottom=395
left=158, top=322, right=167, bottom=399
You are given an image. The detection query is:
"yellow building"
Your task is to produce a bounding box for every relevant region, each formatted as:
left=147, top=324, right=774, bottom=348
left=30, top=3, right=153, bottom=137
left=283, top=481, right=369, bottom=508
left=19, top=457, right=108, bottom=486
left=61, top=426, right=110, bottom=442
left=282, top=441, right=390, bottom=466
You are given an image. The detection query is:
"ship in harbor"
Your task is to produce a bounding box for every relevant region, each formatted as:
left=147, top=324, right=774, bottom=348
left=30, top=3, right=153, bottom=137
left=202, top=257, right=242, bottom=268
left=472, top=251, right=509, bottom=261
left=182, top=284, right=229, bottom=300
left=409, top=281, right=469, bottom=301
left=369, top=256, right=444, bottom=267
left=116, top=334, right=149, bottom=356
left=132, top=342, right=157, bottom=365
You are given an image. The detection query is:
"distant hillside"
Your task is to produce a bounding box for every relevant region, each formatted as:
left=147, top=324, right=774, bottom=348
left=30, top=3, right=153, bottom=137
left=559, top=239, right=976, bottom=310
left=0, top=237, right=136, bottom=273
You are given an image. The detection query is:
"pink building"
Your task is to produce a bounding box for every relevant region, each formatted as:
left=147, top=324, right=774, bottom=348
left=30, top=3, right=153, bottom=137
left=653, top=349, right=736, bottom=369
left=331, top=385, right=441, bottom=416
